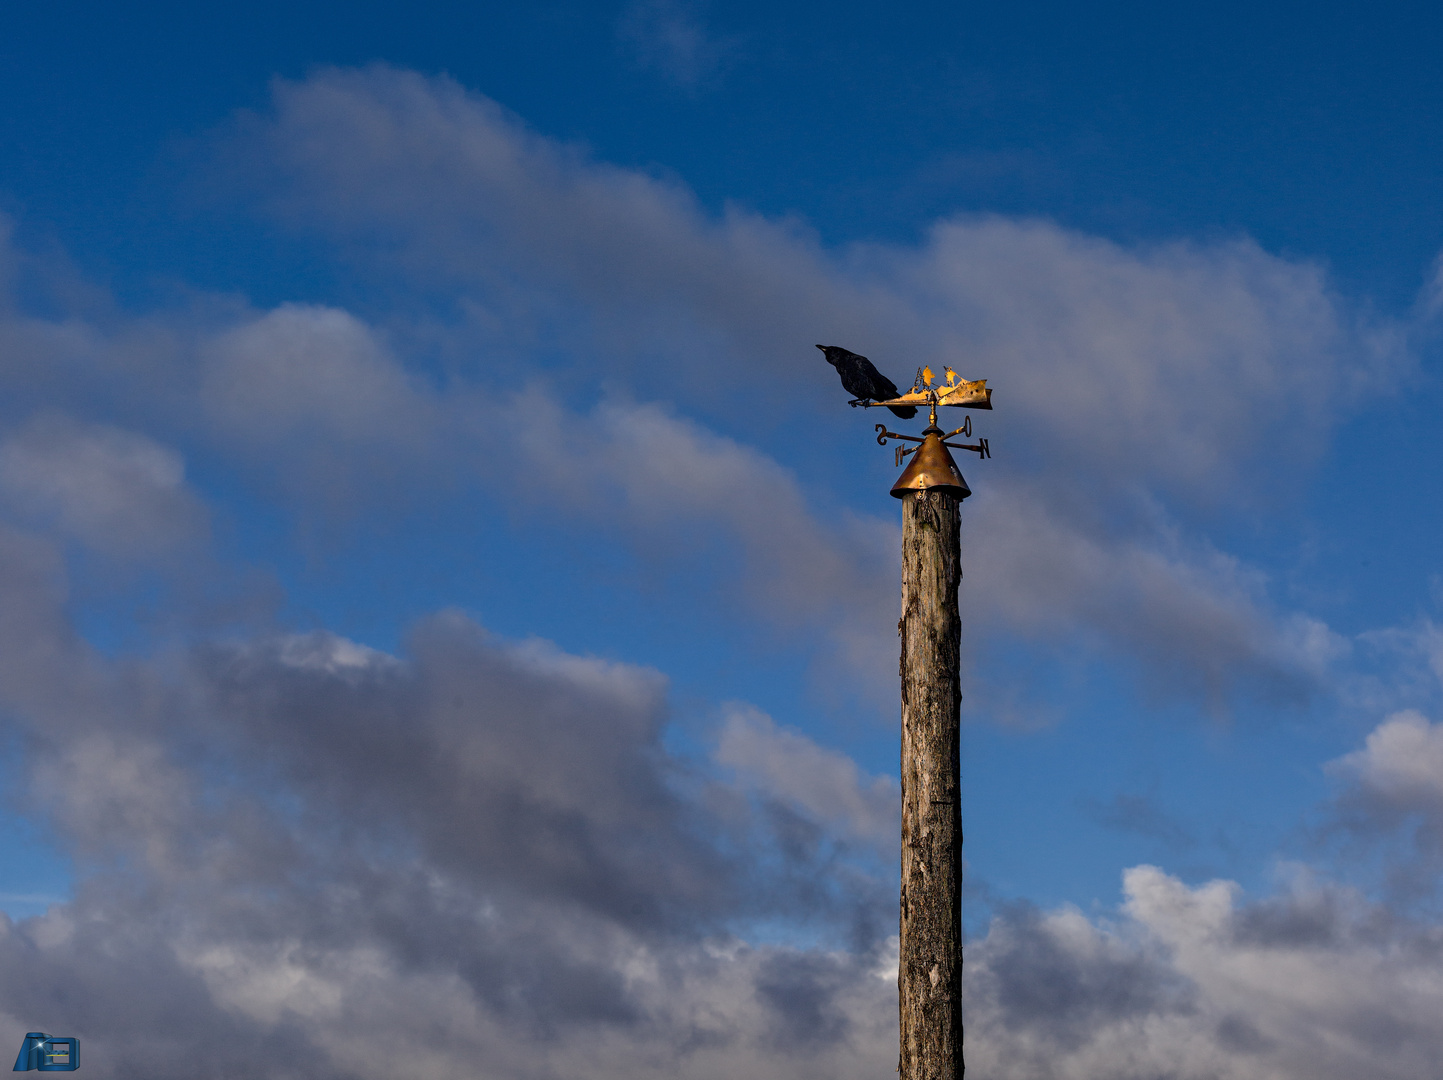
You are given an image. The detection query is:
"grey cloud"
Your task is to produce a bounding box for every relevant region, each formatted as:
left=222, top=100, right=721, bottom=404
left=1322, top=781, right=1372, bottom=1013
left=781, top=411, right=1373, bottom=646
left=1, top=515, right=1443, bottom=1078
left=508, top=398, right=900, bottom=699
left=0, top=524, right=108, bottom=723
left=1230, top=887, right=1359, bottom=949
left=972, top=900, right=1195, bottom=1054
left=200, top=304, right=429, bottom=449
left=966, top=484, right=1348, bottom=707
left=1214, top=1012, right=1274, bottom=1054
left=1418, top=251, right=1443, bottom=322
left=0, top=228, right=1355, bottom=710
left=752, top=950, right=855, bottom=1049
left=907, top=219, right=1372, bottom=509
left=198, top=303, right=454, bottom=511
left=0, top=217, right=204, bottom=432
left=197, top=617, right=736, bottom=933
left=715, top=704, right=897, bottom=849
left=1079, top=792, right=1197, bottom=850
left=0, top=414, right=207, bottom=558
left=0, top=527, right=897, bottom=1076
left=618, top=0, right=737, bottom=88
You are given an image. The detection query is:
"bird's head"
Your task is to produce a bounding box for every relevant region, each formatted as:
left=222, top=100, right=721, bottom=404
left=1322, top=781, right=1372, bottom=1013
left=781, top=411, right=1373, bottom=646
left=816, top=343, right=837, bottom=366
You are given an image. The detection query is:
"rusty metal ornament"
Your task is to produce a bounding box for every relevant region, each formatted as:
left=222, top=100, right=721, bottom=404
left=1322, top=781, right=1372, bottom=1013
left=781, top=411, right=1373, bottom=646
left=891, top=427, right=971, bottom=501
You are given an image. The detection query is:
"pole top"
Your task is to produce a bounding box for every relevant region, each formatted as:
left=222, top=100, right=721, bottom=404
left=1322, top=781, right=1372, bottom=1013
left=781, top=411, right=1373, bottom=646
left=890, top=426, right=971, bottom=500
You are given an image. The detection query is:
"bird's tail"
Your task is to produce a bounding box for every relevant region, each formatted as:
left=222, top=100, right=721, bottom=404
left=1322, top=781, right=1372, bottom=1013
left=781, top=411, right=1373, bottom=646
left=887, top=404, right=918, bottom=420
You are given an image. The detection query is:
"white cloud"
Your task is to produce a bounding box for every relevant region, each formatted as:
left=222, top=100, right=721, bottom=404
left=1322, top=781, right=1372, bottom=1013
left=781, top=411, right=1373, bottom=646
left=1333, top=710, right=1443, bottom=809
left=275, top=630, right=400, bottom=677
left=1325, top=711, right=1443, bottom=897
left=966, top=865, right=1443, bottom=1080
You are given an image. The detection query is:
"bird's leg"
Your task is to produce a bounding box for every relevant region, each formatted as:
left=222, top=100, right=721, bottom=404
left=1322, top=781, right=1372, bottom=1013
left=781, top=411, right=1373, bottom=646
left=847, top=397, right=869, bottom=408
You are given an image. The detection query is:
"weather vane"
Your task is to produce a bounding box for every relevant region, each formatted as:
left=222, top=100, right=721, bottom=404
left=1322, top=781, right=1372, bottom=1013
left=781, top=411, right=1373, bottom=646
left=818, top=341, right=991, bottom=1080
left=816, top=344, right=992, bottom=498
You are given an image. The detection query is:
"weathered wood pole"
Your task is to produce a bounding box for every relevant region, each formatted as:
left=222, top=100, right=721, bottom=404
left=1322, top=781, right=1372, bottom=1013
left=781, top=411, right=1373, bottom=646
left=898, top=482, right=963, bottom=1080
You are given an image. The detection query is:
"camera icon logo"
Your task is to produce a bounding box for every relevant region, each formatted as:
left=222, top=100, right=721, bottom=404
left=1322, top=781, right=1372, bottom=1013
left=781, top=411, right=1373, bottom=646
left=12, top=1033, right=78, bottom=1072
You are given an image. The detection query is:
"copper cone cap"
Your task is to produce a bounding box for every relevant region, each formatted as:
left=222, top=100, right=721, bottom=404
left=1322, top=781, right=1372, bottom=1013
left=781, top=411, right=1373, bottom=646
left=891, top=431, right=971, bottom=500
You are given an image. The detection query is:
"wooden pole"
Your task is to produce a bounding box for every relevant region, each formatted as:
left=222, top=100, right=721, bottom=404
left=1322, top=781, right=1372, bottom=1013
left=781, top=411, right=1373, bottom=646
left=898, top=487, right=963, bottom=1080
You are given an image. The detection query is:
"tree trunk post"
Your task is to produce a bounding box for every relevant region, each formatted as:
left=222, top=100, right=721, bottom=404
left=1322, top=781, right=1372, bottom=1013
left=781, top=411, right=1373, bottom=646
left=898, top=486, right=963, bottom=1080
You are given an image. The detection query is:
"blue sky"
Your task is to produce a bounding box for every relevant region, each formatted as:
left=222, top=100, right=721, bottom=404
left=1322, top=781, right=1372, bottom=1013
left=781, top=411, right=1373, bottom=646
left=1, top=2, right=1443, bottom=1077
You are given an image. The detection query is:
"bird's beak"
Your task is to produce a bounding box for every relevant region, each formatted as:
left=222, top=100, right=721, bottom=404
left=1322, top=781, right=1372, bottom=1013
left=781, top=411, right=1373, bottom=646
left=814, top=344, right=825, bottom=351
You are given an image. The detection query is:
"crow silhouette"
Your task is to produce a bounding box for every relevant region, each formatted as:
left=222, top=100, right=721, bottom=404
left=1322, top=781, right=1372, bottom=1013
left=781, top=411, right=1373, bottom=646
left=817, top=344, right=917, bottom=419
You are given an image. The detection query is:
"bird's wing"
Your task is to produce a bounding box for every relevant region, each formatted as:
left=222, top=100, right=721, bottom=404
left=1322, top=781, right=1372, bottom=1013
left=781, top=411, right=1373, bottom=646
left=859, top=358, right=900, bottom=400
left=836, top=357, right=872, bottom=398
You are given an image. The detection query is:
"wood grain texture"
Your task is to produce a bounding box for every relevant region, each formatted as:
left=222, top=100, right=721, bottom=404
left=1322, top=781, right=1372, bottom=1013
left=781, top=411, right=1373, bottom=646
left=899, top=488, right=963, bottom=1080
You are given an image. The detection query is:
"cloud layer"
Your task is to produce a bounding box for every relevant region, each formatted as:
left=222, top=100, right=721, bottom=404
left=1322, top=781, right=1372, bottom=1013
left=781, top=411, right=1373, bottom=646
left=3, top=560, right=1443, bottom=1079
left=0, top=541, right=898, bottom=1077
left=220, top=65, right=1398, bottom=703
left=0, top=64, right=1437, bottom=1080
left=1, top=64, right=1401, bottom=706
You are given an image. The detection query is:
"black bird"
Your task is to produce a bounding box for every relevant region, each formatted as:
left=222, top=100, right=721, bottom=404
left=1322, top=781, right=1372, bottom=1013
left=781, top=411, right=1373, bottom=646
left=816, top=344, right=917, bottom=419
